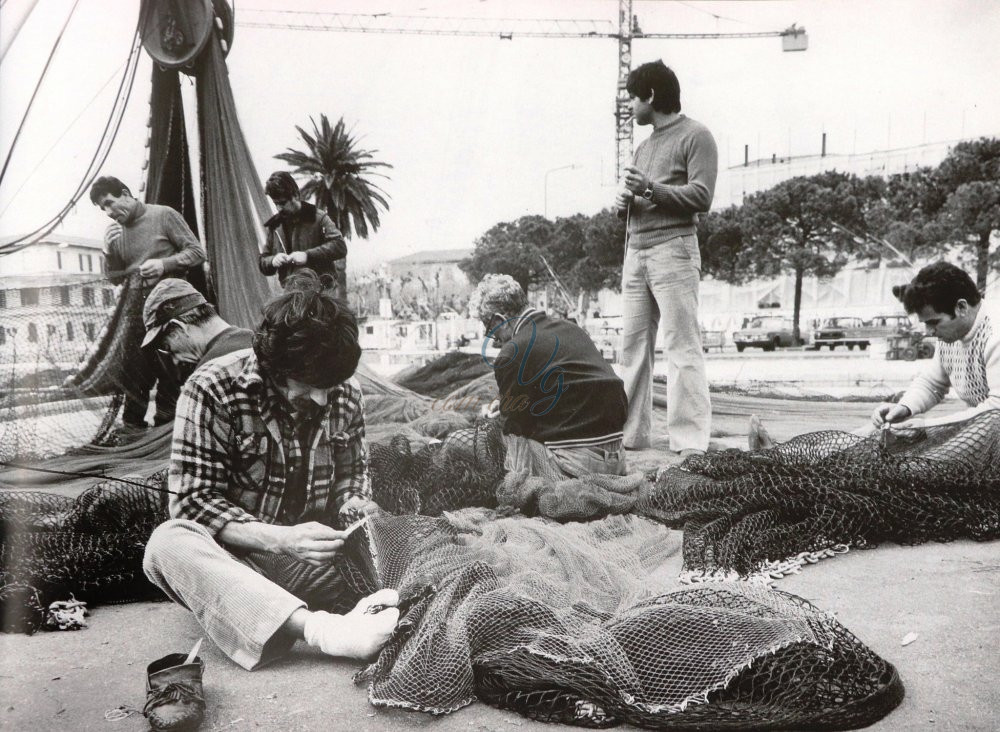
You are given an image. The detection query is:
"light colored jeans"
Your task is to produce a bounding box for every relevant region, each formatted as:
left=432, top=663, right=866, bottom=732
left=502, top=433, right=627, bottom=479
left=143, top=519, right=354, bottom=670
left=620, top=235, right=711, bottom=452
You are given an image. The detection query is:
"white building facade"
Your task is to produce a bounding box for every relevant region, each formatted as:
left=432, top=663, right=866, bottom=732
left=0, top=235, right=115, bottom=369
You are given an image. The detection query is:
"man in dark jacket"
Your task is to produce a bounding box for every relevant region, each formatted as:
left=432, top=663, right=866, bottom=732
left=469, top=274, right=628, bottom=479
left=260, top=172, right=348, bottom=297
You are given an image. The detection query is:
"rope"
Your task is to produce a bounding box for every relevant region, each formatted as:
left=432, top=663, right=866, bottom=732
left=0, top=26, right=142, bottom=256
left=0, top=0, right=83, bottom=186
left=0, top=460, right=175, bottom=495
left=0, top=60, right=129, bottom=218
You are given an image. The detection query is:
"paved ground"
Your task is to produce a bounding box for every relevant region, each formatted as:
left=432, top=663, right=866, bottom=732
left=2, top=391, right=997, bottom=731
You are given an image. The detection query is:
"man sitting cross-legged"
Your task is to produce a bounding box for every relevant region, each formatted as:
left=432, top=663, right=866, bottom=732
left=143, top=269, right=398, bottom=680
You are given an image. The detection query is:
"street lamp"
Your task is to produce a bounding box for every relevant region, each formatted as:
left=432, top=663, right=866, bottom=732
left=544, top=164, right=579, bottom=218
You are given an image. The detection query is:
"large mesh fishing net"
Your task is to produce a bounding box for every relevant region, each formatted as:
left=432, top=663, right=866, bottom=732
left=0, top=277, right=148, bottom=463
left=339, top=510, right=903, bottom=729
left=0, top=475, right=168, bottom=633
left=640, top=410, right=1000, bottom=579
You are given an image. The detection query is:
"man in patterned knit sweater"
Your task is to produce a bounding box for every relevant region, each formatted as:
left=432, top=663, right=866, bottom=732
left=873, top=262, right=1000, bottom=432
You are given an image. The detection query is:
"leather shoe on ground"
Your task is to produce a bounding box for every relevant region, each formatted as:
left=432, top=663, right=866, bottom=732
left=144, top=653, right=205, bottom=731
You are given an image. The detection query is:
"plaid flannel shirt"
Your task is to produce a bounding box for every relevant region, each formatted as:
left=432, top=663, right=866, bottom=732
left=168, top=349, right=370, bottom=534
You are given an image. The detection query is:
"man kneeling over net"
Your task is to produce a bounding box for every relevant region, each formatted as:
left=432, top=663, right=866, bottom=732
left=399, top=274, right=647, bottom=520
left=467, top=274, right=629, bottom=481
left=647, top=261, right=1000, bottom=580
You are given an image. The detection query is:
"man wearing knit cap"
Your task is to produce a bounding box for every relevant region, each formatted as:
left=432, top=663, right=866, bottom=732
left=91, top=175, right=207, bottom=429
left=142, top=278, right=253, bottom=385
left=613, top=60, right=717, bottom=458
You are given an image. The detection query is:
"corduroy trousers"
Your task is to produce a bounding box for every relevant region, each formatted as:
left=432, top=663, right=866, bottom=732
left=143, top=519, right=355, bottom=670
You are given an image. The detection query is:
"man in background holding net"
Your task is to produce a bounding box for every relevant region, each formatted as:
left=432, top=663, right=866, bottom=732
left=260, top=171, right=348, bottom=298
left=469, top=274, right=628, bottom=479
left=873, top=261, right=1000, bottom=433
left=90, top=176, right=207, bottom=430
left=143, top=270, right=398, bottom=680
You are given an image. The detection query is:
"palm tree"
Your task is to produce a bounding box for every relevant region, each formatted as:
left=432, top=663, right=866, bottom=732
left=274, top=114, right=392, bottom=240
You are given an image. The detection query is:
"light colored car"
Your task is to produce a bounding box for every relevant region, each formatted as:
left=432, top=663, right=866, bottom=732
left=732, top=315, right=800, bottom=352
left=812, top=314, right=913, bottom=351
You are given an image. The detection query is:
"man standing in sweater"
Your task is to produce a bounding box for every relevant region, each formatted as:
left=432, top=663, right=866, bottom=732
left=613, top=61, right=717, bottom=457
left=873, top=262, right=1000, bottom=432
left=91, top=176, right=207, bottom=430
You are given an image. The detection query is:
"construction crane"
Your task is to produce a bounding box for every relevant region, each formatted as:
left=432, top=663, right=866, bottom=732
left=239, top=2, right=807, bottom=180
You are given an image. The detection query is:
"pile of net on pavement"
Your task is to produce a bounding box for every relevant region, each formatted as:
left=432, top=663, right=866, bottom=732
left=640, top=410, right=1000, bottom=580
left=339, top=509, right=904, bottom=730
left=0, top=474, right=168, bottom=633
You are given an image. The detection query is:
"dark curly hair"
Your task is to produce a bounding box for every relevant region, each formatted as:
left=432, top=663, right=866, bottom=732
left=253, top=269, right=361, bottom=388
left=893, top=262, right=982, bottom=316
left=264, top=171, right=300, bottom=201
left=626, top=61, right=681, bottom=114
left=89, top=176, right=132, bottom=204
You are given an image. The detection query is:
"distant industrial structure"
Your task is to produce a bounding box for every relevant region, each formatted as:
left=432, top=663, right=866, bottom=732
left=715, top=138, right=961, bottom=209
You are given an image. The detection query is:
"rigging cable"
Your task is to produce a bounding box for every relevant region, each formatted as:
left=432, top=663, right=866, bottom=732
left=0, top=25, right=142, bottom=256
left=0, top=0, right=83, bottom=186
left=0, top=59, right=129, bottom=218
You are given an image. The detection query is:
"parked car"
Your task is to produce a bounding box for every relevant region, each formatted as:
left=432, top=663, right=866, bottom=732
left=732, top=316, right=800, bottom=352
left=811, top=314, right=913, bottom=351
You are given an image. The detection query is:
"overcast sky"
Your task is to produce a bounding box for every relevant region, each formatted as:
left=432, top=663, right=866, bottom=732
left=2, top=0, right=999, bottom=270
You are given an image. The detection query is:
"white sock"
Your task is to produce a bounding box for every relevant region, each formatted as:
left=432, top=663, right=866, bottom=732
left=303, top=589, right=400, bottom=659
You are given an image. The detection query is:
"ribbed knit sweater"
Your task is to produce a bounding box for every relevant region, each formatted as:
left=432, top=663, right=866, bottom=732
left=104, top=202, right=206, bottom=285
left=627, top=115, right=718, bottom=249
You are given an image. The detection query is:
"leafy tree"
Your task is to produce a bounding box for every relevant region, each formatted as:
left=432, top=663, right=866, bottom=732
left=275, top=114, right=392, bottom=240
left=697, top=206, right=750, bottom=284
left=738, top=171, right=879, bottom=341
left=871, top=138, right=1000, bottom=288
left=459, top=215, right=554, bottom=291
left=580, top=209, right=627, bottom=293
left=460, top=210, right=627, bottom=309
left=865, top=167, right=946, bottom=263
left=935, top=138, right=1000, bottom=288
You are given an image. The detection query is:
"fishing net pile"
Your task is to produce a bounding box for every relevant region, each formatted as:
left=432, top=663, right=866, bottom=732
left=338, top=510, right=903, bottom=729
left=640, top=410, right=1000, bottom=579
left=393, top=351, right=492, bottom=398
left=0, top=474, right=169, bottom=634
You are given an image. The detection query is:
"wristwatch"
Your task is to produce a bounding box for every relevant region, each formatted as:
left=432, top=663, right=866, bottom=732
left=642, top=182, right=655, bottom=201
